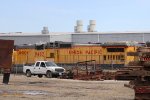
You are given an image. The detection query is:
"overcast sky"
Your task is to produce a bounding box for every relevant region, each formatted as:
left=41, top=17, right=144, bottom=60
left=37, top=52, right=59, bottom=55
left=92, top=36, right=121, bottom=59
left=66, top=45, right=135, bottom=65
left=0, top=0, right=150, bottom=33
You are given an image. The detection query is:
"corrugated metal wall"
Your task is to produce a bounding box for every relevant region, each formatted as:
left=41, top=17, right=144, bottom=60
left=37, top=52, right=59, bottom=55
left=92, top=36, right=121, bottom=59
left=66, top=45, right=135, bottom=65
left=1, top=32, right=150, bottom=45
left=50, top=34, right=71, bottom=42
left=0, top=35, right=50, bottom=45
left=72, top=33, right=150, bottom=43
left=72, top=34, right=98, bottom=43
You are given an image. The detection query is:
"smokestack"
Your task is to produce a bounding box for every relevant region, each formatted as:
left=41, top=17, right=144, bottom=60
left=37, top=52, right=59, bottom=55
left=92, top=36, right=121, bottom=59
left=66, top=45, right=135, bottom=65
left=41, top=27, right=49, bottom=34
left=88, top=20, right=96, bottom=32
left=74, top=20, right=83, bottom=33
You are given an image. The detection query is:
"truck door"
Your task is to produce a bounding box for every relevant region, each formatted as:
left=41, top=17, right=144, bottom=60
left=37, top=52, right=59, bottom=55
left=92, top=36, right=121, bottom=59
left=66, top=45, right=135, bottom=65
left=39, top=62, right=47, bottom=74
left=33, top=62, right=40, bottom=74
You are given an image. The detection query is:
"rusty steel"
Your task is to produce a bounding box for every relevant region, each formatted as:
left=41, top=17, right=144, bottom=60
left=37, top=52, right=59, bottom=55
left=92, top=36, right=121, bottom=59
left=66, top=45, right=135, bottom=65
left=0, top=39, right=14, bottom=73
left=116, top=47, right=150, bottom=99
left=61, top=60, right=116, bottom=80
left=71, top=60, right=103, bottom=80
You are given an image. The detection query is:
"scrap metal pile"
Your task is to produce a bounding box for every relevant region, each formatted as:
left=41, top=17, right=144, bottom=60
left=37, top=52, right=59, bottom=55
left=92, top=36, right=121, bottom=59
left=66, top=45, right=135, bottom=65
left=72, top=60, right=103, bottom=80
left=62, top=60, right=103, bottom=80
left=115, top=47, right=150, bottom=100
left=61, top=60, right=115, bottom=80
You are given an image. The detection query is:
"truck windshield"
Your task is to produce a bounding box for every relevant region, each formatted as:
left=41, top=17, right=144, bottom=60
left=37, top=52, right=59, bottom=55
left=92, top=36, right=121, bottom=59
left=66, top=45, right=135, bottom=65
left=45, top=62, right=57, bottom=67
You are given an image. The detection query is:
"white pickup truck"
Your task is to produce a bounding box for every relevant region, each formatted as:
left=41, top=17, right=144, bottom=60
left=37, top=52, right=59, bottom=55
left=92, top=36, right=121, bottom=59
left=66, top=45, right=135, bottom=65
left=23, top=61, right=65, bottom=78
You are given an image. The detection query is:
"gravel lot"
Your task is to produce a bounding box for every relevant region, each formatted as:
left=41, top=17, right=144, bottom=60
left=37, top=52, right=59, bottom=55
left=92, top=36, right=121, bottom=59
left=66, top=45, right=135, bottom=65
left=0, top=75, right=134, bottom=100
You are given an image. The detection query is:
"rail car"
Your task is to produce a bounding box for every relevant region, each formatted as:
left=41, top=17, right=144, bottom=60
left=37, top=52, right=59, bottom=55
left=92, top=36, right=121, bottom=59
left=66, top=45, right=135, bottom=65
left=12, top=41, right=138, bottom=72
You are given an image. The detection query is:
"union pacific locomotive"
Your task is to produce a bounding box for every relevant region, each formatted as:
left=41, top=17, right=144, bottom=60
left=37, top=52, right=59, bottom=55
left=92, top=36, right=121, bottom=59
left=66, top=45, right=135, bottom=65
left=12, top=41, right=138, bottom=72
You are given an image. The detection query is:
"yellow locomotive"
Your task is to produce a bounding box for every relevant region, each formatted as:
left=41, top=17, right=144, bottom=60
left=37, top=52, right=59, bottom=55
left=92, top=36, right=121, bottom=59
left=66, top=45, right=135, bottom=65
left=12, top=41, right=138, bottom=72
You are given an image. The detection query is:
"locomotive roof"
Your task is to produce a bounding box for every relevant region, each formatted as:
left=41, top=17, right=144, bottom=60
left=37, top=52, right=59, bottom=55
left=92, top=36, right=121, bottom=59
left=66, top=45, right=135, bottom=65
left=15, top=44, right=35, bottom=49
left=73, top=43, right=101, bottom=46
left=101, top=41, right=138, bottom=47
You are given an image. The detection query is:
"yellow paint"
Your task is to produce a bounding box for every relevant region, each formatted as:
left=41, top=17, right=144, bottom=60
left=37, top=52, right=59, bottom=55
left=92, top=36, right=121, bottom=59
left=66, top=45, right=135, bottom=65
left=12, top=44, right=137, bottom=67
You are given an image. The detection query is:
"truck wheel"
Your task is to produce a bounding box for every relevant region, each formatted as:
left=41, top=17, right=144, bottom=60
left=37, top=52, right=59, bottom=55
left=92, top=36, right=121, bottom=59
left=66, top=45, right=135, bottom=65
left=46, top=71, right=52, bottom=78
left=38, top=75, right=43, bottom=78
left=26, top=70, right=31, bottom=77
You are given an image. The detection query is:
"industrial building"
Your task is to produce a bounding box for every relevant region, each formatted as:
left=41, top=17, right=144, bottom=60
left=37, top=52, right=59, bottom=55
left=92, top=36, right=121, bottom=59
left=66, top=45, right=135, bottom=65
left=0, top=20, right=150, bottom=45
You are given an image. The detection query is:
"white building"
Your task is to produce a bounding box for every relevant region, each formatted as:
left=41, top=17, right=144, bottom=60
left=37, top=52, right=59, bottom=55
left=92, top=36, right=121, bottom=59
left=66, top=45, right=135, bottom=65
left=0, top=23, right=150, bottom=45
left=0, top=31, right=150, bottom=45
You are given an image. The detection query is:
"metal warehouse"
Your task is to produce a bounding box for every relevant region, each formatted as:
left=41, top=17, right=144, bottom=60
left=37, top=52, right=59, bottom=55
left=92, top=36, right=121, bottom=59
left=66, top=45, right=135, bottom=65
left=0, top=21, right=150, bottom=45
left=0, top=31, right=150, bottom=45
left=0, top=33, right=50, bottom=45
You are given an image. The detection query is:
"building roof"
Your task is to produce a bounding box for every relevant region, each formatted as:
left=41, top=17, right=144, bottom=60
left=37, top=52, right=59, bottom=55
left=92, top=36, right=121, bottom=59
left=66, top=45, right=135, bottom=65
left=1, top=31, right=150, bottom=36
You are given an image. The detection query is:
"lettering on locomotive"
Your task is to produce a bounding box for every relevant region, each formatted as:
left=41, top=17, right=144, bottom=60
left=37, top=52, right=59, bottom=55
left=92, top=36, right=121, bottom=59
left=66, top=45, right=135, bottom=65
left=69, top=49, right=102, bottom=55
left=35, top=52, right=45, bottom=57
left=18, top=51, right=29, bottom=55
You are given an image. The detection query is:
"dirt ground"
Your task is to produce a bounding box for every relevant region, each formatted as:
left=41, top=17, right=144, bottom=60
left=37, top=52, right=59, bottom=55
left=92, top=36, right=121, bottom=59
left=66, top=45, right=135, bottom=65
left=0, top=74, right=134, bottom=100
